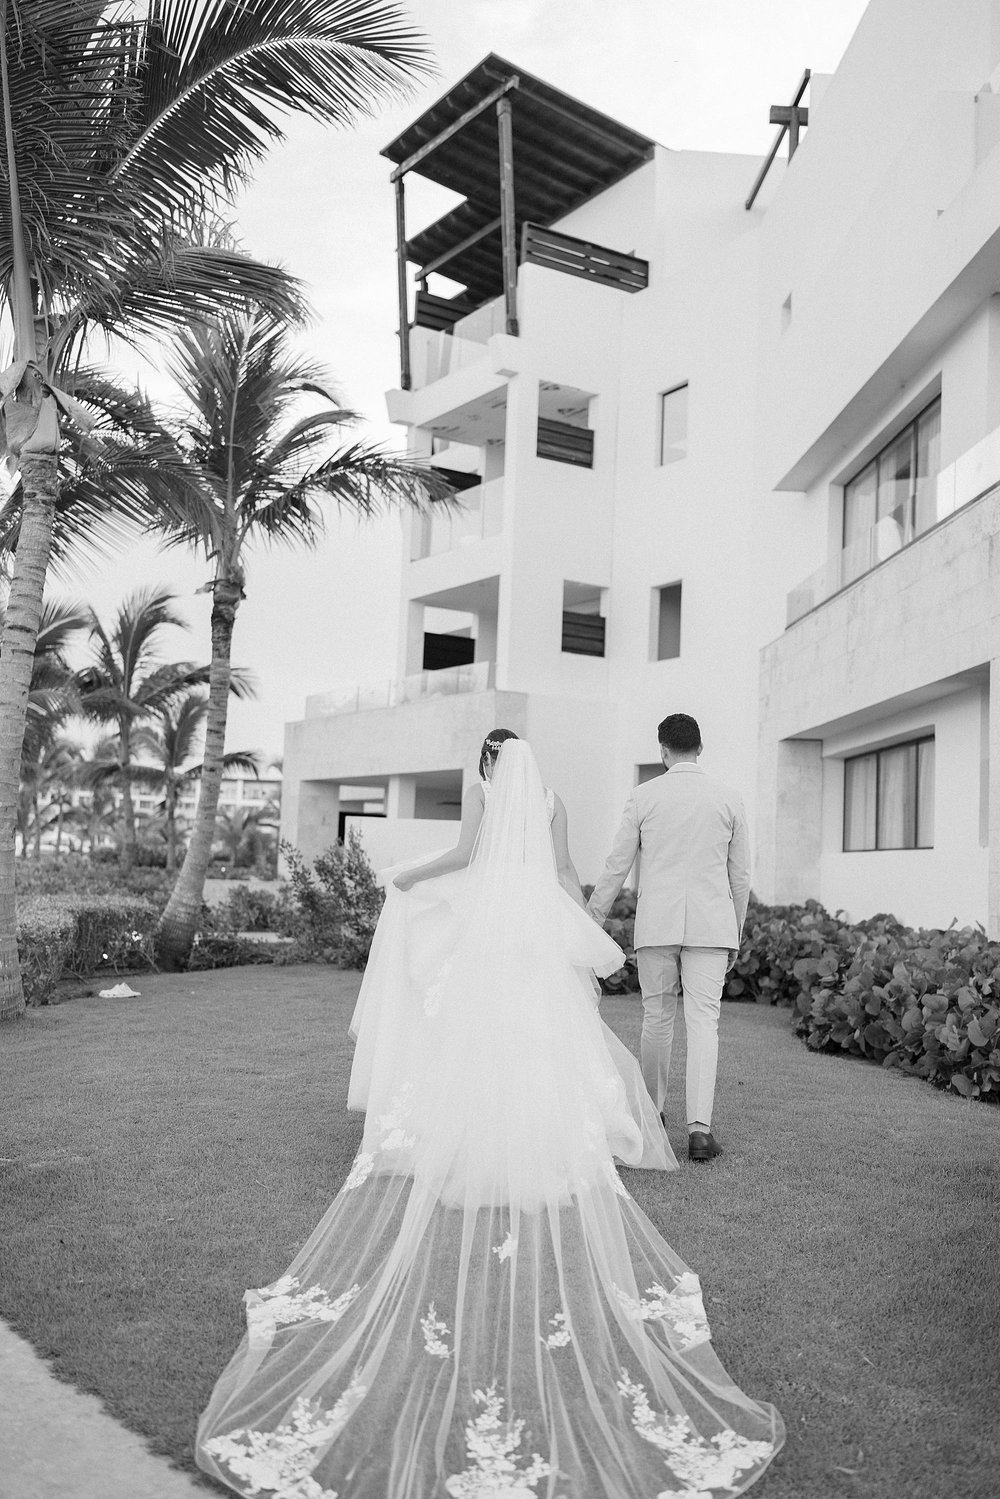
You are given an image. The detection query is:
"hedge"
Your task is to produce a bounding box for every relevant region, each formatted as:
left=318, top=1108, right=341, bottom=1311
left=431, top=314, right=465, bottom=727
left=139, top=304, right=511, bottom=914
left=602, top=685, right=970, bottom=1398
left=592, top=889, right=999, bottom=1103
left=17, top=892, right=159, bottom=1005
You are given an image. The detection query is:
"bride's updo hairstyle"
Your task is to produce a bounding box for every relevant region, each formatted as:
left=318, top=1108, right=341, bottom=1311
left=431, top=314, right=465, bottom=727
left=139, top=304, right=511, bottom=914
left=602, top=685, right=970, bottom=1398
left=479, top=727, right=519, bottom=779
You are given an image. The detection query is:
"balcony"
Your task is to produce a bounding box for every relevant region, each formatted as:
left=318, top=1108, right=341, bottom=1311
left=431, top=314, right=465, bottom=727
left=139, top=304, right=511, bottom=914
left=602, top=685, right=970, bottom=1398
left=306, top=660, right=495, bottom=717
left=411, top=297, right=506, bottom=389
left=786, top=456, right=1000, bottom=626
left=410, top=476, right=504, bottom=559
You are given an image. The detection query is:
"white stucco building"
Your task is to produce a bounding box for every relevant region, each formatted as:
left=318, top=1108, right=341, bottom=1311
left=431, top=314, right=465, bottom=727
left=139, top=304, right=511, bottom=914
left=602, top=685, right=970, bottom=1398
left=283, top=0, right=1000, bottom=936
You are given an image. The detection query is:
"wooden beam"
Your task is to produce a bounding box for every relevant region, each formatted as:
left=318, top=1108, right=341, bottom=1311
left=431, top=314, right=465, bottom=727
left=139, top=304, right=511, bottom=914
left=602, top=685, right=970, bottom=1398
left=418, top=215, right=501, bottom=280
left=745, top=68, right=811, bottom=210
left=394, top=176, right=411, bottom=390
left=496, top=95, right=519, bottom=336
left=389, top=77, right=519, bottom=183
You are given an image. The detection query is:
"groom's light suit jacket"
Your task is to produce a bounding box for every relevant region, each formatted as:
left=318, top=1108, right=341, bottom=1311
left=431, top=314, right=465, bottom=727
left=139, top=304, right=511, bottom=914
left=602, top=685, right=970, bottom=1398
left=587, top=763, right=751, bottom=950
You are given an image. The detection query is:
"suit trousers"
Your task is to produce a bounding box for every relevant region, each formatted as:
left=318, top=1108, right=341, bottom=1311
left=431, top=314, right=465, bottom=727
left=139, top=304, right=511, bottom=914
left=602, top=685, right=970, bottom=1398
left=635, top=945, right=729, bottom=1126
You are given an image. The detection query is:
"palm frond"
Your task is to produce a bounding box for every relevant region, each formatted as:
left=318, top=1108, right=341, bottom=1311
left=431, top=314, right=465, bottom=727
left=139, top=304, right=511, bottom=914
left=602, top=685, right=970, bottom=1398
left=115, top=0, right=431, bottom=216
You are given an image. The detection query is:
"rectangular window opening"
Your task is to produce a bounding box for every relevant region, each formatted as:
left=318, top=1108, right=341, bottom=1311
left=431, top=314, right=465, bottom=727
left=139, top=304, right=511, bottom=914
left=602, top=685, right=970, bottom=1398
left=658, top=383, right=688, bottom=466
left=842, top=396, right=941, bottom=554
left=843, top=735, right=934, bottom=852
left=562, top=581, right=605, bottom=657
left=652, top=582, right=682, bottom=660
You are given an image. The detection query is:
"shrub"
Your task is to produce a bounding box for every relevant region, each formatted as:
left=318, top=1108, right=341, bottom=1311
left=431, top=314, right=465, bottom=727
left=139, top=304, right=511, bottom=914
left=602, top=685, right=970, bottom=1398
left=589, top=888, right=999, bottom=1102
left=211, top=882, right=296, bottom=936
left=17, top=897, right=78, bottom=1006
left=61, top=894, right=159, bottom=977
left=14, top=856, right=175, bottom=909
left=187, top=933, right=279, bottom=971
left=280, top=831, right=383, bottom=968
left=16, top=892, right=158, bottom=1004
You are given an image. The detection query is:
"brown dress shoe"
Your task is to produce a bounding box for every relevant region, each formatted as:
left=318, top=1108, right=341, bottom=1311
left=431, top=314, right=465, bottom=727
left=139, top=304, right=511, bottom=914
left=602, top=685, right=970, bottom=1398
left=688, top=1130, right=722, bottom=1162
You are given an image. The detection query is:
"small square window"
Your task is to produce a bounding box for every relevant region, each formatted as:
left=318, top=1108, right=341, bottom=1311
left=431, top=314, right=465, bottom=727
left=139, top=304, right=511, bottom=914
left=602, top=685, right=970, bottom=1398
left=658, top=383, right=688, bottom=465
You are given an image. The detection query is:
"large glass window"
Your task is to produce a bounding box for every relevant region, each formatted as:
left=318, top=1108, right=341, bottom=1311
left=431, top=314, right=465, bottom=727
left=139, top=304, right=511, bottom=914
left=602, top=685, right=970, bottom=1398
left=842, top=397, right=941, bottom=554
left=843, top=737, right=934, bottom=851
left=658, top=383, right=688, bottom=465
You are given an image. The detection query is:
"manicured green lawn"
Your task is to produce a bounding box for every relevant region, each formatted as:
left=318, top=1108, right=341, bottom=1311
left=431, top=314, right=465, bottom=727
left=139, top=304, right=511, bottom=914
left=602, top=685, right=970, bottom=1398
left=2, top=967, right=998, bottom=1499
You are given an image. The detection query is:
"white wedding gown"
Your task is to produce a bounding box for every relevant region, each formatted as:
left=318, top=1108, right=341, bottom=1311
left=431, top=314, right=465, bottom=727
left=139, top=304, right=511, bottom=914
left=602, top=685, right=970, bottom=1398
left=196, top=742, right=783, bottom=1499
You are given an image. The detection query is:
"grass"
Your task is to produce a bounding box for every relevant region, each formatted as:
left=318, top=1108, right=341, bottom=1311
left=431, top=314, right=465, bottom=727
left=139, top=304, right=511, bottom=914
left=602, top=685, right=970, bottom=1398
left=1, top=968, right=999, bottom=1499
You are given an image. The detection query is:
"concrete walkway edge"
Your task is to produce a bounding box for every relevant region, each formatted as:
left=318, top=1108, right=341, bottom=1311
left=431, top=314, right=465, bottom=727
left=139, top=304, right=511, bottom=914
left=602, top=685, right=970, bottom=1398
left=0, top=1320, right=207, bottom=1499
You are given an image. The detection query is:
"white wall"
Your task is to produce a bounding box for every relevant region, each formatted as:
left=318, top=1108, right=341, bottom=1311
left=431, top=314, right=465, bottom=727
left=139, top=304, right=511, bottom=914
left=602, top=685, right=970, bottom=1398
left=819, top=688, right=988, bottom=929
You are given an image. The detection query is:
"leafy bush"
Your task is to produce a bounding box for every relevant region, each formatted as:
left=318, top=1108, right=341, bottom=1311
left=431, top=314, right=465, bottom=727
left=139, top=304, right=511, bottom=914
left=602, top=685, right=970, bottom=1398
left=17, top=897, right=78, bottom=1006
left=210, top=882, right=296, bottom=936
left=280, top=832, right=383, bottom=968
left=14, top=856, right=175, bottom=908
left=783, top=914, right=1000, bottom=1101
left=187, top=933, right=280, bottom=971
left=588, top=887, right=999, bottom=1102
left=16, top=892, right=159, bottom=1004
left=61, top=894, right=159, bottom=977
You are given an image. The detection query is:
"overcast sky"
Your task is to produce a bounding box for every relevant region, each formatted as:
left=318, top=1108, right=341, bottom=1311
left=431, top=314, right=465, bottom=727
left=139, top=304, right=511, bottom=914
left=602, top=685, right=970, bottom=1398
left=67, top=0, right=869, bottom=759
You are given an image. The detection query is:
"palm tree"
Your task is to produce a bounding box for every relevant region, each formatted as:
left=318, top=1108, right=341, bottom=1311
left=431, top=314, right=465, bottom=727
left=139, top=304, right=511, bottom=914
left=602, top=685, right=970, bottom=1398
left=75, top=588, right=219, bottom=875
left=132, top=688, right=258, bottom=872
left=213, top=802, right=280, bottom=873
left=154, top=310, right=451, bottom=965
left=9, top=598, right=88, bottom=856
left=0, top=0, right=430, bottom=1016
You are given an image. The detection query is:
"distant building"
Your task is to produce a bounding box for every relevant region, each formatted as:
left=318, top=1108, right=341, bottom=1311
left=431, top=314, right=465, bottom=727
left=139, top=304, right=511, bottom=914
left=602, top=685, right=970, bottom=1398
left=283, top=0, right=1000, bottom=936
left=134, top=770, right=282, bottom=822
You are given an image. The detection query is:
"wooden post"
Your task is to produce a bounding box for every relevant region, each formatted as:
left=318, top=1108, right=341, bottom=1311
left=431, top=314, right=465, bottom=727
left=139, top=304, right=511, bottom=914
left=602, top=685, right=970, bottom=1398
left=496, top=95, right=519, bottom=337
left=394, top=174, right=411, bottom=390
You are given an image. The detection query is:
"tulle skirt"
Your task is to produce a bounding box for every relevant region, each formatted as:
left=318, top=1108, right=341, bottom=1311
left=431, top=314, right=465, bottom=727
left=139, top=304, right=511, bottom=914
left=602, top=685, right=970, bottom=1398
left=196, top=856, right=783, bottom=1497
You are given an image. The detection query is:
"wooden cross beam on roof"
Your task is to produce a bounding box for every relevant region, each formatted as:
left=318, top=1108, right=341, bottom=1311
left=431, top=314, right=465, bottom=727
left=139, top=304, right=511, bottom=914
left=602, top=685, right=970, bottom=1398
left=745, top=68, right=811, bottom=210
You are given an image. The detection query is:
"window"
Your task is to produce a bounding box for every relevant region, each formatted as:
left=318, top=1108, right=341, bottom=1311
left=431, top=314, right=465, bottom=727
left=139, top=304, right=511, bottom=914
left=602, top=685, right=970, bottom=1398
left=561, top=581, right=605, bottom=657
left=652, top=582, right=682, bottom=660
left=843, top=737, right=934, bottom=851
left=843, top=398, right=941, bottom=553
left=658, top=383, right=688, bottom=465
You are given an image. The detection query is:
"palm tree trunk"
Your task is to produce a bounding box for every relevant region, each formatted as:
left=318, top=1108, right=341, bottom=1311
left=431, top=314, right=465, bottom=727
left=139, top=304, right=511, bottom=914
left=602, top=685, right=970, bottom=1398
left=0, top=452, right=59, bottom=1020
left=118, top=724, right=138, bottom=875
left=55, top=801, right=63, bottom=856
left=157, top=581, right=240, bottom=965
left=165, top=781, right=177, bottom=873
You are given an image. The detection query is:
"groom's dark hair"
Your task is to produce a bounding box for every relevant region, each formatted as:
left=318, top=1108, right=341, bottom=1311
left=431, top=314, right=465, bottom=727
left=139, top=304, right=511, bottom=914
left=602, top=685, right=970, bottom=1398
left=658, top=714, right=702, bottom=753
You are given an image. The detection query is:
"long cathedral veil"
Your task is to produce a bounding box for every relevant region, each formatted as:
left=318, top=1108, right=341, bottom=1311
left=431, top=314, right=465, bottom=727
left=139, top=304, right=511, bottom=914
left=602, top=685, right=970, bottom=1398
left=196, top=739, right=783, bottom=1497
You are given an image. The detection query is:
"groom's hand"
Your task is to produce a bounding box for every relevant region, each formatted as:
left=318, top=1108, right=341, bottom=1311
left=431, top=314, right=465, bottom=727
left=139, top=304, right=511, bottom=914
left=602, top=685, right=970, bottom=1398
left=393, top=871, right=415, bottom=892
left=726, top=948, right=739, bottom=974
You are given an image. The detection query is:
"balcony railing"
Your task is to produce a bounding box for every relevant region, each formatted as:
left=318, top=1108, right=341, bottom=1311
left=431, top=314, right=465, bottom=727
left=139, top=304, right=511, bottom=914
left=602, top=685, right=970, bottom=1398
left=410, top=296, right=506, bottom=387
left=537, top=418, right=594, bottom=467
left=521, top=223, right=649, bottom=293
left=410, top=476, right=504, bottom=560
left=786, top=469, right=999, bottom=626
left=307, top=660, right=496, bottom=717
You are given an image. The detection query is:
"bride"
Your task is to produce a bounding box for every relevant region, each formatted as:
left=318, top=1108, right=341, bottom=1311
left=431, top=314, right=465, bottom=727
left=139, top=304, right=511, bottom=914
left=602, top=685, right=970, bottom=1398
left=196, top=731, right=783, bottom=1498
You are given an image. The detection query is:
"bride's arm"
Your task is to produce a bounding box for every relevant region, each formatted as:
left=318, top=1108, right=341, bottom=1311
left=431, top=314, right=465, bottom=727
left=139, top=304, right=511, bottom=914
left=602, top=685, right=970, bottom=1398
left=550, top=794, right=586, bottom=908
left=393, top=784, right=485, bottom=891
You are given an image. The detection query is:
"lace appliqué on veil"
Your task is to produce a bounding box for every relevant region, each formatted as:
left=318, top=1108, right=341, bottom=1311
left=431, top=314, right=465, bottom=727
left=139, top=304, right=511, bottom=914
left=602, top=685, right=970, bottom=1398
left=444, top=1385, right=552, bottom=1499
left=614, top=1273, right=711, bottom=1350
left=492, top=1232, right=517, bottom=1262
left=540, top=1310, right=571, bottom=1350
left=420, top=1302, right=452, bottom=1359
left=246, top=1277, right=360, bottom=1345
left=203, top=1379, right=366, bottom=1499
left=617, top=1372, right=775, bottom=1496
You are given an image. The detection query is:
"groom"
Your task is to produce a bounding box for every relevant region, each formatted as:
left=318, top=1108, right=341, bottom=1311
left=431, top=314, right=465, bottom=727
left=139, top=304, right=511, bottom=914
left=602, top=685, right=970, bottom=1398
left=587, top=714, right=750, bottom=1163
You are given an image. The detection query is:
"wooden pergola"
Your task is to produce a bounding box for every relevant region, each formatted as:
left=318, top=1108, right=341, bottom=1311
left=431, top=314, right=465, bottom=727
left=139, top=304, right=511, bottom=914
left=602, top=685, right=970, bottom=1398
left=382, top=56, right=655, bottom=389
